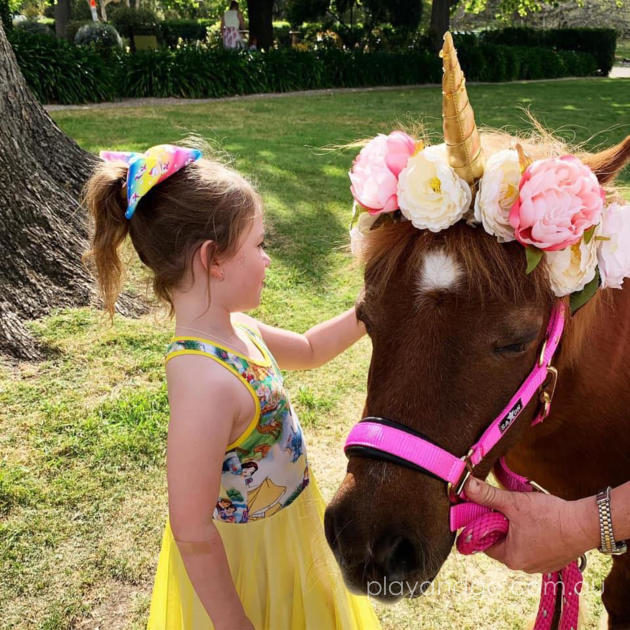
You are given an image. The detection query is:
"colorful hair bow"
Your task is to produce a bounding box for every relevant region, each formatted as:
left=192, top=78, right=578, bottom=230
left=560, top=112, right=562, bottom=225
left=99, top=144, right=202, bottom=219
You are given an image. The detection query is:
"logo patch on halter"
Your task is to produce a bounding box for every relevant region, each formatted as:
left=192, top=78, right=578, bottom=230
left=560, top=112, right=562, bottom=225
left=499, top=400, right=523, bottom=433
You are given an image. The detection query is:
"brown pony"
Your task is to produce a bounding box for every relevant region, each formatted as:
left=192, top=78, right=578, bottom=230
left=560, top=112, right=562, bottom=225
left=323, top=51, right=630, bottom=630
left=325, top=132, right=630, bottom=626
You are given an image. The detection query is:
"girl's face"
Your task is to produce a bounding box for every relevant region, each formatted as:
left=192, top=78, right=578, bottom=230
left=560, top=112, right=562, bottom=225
left=220, top=211, right=270, bottom=311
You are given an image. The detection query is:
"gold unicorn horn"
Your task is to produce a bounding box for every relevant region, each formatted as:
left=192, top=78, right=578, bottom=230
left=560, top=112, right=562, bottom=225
left=440, top=32, right=484, bottom=184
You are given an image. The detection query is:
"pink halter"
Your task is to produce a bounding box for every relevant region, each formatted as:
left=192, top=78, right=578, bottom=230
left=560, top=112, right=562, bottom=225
left=345, top=301, right=584, bottom=630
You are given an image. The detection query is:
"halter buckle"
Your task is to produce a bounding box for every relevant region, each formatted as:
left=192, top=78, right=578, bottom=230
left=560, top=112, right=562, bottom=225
left=539, top=366, right=558, bottom=418
left=447, top=447, right=474, bottom=502
left=537, top=338, right=548, bottom=368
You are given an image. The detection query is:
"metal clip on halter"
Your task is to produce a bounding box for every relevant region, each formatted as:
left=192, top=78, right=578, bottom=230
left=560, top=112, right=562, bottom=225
left=447, top=447, right=474, bottom=502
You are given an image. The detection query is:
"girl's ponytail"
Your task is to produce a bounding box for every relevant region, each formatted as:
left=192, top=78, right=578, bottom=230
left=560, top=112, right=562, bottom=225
left=83, top=148, right=259, bottom=318
left=82, top=162, right=130, bottom=317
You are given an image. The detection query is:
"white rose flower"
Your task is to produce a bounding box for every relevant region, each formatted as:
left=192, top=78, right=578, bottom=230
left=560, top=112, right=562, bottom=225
left=349, top=205, right=379, bottom=257
left=597, top=202, right=630, bottom=289
left=473, top=149, right=520, bottom=242
left=545, top=231, right=599, bottom=297
left=397, top=144, right=472, bottom=232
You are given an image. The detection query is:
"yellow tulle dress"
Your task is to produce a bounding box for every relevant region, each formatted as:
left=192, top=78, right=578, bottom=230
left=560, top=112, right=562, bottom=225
left=147, top=325, right=380, bottom=630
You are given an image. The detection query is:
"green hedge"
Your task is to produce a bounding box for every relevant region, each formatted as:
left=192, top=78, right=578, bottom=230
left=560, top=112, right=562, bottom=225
left=8, top=30, right=599, bottom=104
left=480, top=27, right=616, bottom=75
left=455, top=41, right=597, bottom=81
left=8, top=29, right=114, bottom=103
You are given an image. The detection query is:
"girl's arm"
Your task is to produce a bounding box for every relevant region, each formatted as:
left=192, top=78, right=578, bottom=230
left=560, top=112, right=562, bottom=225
left=235, top=306, right=365, bottom=370
left=166, top=357, right=254, bottom=630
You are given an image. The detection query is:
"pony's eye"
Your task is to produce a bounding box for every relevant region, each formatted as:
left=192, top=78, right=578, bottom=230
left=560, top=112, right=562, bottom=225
left=495, top=342, right=528, bottom=355
left=494, top=328, right=539, bottom=355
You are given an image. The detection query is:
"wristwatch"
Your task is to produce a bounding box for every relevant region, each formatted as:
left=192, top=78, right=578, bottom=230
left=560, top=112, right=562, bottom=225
left=596, top=487, right=628, bottom=555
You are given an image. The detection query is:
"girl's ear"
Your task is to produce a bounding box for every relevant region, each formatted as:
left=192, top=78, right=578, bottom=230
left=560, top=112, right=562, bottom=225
left=199, top=240, right=224, bottom=280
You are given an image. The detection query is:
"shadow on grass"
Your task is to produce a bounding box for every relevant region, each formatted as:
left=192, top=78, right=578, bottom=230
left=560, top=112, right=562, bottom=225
left=52, top=80, right=630, bottom=290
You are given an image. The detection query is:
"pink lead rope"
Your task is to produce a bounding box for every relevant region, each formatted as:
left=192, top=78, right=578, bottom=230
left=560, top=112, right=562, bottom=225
left=345, top=302, right=584, bottom=629
left=452, top=457, right=583, bottom=630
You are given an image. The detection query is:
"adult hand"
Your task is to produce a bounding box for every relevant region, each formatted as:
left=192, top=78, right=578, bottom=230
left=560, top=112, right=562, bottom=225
left=464, top=476, right=599, bottom=573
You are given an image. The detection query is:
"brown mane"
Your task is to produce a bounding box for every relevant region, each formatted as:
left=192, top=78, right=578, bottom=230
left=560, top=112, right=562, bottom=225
left=359, top=131, right=630, bottom=365
left=361, top=219, right=553, bottom=307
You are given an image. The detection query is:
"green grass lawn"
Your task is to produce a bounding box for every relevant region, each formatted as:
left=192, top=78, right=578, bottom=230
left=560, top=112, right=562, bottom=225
left=1, top=79, right=629, bottom=629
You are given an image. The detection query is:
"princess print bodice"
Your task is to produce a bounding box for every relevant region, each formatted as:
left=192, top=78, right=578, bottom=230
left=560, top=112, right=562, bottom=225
left=165, top=325, right=309, bottom=524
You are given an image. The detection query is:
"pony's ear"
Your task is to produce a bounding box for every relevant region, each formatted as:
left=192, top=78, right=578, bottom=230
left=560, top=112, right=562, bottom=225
left=583, top=135, right=630, bottom=185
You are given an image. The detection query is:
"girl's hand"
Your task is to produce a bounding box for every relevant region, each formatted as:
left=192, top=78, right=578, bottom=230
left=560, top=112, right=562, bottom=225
left=464, top=477, right=599, bottom=573
left=237, top=306, right=366, bottom=370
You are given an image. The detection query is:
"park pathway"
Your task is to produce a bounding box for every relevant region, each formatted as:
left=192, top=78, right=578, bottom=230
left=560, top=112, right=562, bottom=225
left=44, top=70, right=629, bottom=113
left=610, top=65, right=630, bottom=78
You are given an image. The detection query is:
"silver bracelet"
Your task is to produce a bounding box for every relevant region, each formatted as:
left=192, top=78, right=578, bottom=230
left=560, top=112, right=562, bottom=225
left=596, top=486, right=627, bottom=555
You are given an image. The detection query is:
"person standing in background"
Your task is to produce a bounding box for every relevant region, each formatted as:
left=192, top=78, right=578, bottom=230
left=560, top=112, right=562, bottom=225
left=221, top=1, right=246, bottom=50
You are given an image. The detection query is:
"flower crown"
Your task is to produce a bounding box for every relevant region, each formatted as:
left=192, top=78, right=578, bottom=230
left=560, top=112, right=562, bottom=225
left=348, top=33, right=630, bottom=312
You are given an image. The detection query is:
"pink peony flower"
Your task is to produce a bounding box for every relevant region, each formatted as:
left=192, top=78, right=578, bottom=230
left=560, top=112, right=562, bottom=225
left=509, top=155, right=605, bottom=251
left=349, top=131, right=416, bottom=214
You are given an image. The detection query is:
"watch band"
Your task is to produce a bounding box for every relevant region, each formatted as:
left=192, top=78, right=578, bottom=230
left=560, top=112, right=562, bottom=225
left=596, top=487, right=628, bottom=555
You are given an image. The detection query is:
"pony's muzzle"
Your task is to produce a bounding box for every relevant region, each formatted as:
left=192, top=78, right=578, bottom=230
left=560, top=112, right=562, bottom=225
left=325, top=504, right=423, bottom=597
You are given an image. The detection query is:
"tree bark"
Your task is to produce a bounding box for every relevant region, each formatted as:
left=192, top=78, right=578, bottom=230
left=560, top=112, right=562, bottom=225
left=246, top=0, right=274, bottom=50
left=54, top=0, right=72, bottom=39
left=429, top=0, right=450, bottom=51
left=0, top=23, right=144, bottom=360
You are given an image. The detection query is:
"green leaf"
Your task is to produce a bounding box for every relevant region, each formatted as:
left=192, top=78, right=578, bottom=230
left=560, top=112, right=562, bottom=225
left=349, top=202, right=363, bottom=231
left=525, top=247, right=544, bottom=274
left=570, top=267, right=601, bottom=315
left=584, top=226, right=596, bottom=244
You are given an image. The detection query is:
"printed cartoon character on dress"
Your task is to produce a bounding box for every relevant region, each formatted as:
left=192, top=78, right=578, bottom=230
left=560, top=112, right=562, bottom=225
left=348, top=32, right=630, bottom=312
left=100, top=144, right=202, bottom=219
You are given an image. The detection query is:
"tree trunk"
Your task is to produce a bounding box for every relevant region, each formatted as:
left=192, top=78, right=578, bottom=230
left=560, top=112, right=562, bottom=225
left=1, top=0, right=12, bottom=32
left=0, top=23, right=144, bottom=360
left=429, top=0, right=450, bottom=51
left=246, top=0, right=274, bottom=50
left=54, top=0, right=72, bottom=39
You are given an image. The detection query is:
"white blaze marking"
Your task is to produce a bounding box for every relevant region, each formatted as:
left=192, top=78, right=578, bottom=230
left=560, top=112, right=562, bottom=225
left=418, top=250, right=462, bottom=293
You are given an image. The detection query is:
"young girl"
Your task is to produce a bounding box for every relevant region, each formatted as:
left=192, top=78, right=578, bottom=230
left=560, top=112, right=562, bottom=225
left=83, top=145, right=380, bottom=630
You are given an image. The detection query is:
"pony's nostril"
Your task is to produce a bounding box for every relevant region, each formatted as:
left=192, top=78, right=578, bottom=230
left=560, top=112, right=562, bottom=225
left=373, top=535, right=419, bottom=579
left=388, top=536, right=419, bottom=577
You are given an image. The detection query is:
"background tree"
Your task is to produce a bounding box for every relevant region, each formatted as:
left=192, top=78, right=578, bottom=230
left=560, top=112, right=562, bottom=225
left=54, top=0, right=71, bottom=38
left=246, top=0, right=275, bottom=49
left=0, top=21, right=142, bottom=360
left=287, top=0, right=422, bottom=40
left=0, top=0, right=11, bottom=30
left=431, top=0, right=626, bottom=50
left=429, top=0, right=454, bottom=50
left=363, top=0, right=422, bottom=29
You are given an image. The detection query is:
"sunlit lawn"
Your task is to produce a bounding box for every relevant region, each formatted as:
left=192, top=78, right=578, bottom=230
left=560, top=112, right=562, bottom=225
left=616, top=39, right=630, bottom=62
left=1, top=78, right=629, bottom=629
